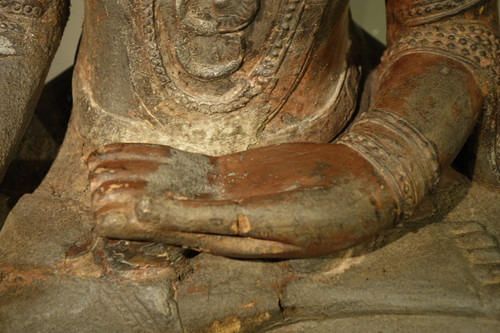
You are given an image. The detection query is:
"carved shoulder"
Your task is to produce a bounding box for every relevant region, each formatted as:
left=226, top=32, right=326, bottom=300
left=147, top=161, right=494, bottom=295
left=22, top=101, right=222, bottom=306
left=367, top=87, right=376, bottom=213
left=0, top=0, right=69, bottom=181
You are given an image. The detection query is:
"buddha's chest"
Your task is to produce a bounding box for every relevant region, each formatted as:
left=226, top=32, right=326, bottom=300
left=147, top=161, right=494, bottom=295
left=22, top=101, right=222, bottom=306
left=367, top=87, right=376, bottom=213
left=137, top=0, right=350, bottom=111
left=76, top=0, right=356, bottom=155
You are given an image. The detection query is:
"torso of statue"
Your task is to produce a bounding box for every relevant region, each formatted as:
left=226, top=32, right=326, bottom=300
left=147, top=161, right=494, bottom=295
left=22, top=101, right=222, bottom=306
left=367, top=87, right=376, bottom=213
left=73, top=0, right=357, bottom=155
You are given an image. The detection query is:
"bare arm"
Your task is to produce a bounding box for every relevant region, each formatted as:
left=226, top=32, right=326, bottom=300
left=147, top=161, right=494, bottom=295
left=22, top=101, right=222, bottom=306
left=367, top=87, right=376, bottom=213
left=0, top=0, right=69, bottom=181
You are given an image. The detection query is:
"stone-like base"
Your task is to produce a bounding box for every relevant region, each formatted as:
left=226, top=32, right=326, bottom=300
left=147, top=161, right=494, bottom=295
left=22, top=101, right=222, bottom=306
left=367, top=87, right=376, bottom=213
left=1, top=124, right=499, bottom=332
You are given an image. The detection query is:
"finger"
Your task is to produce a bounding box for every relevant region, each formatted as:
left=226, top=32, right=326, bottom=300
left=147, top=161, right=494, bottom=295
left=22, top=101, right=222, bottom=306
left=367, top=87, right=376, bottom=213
left=132, top=190, right=313, bottom=240
left=89, top=159, right=162, bottom=192
left=87, top=143, right=174, bottom=171
left=150, top=232, right=305, bottom=259
left=92, top=180, right=147, bottom=211
left=95, top=201, right=146, bottom=239
left=96, top=203, right=304, bottom=258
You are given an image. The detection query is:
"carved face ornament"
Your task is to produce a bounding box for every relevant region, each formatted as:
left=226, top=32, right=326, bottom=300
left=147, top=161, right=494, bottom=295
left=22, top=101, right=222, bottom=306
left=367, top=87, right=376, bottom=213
left=174, top=0, right=259, bottom=79
left=138, top=0, right=317, bottom=114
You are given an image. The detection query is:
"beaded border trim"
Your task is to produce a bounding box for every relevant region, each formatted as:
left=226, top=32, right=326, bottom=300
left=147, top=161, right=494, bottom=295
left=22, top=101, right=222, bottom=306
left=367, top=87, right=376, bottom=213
left=382, top=22, right=500, bottom=78
left=0, top=0, right=44, bottom=18
left=0, top=18, right=20, bottom=33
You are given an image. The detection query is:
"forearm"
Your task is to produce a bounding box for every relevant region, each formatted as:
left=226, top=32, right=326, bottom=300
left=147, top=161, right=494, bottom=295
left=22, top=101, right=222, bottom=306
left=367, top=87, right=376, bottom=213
left=90, top=143, right=399, bottom=258
left=0, top=0, right=69, bottom=181
left=89, top=53, right=488, bottom=259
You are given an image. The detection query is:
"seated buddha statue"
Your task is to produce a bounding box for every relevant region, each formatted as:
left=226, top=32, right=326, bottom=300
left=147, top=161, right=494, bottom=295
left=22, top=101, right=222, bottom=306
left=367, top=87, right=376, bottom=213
left=0, top=0, right=499, bottom=331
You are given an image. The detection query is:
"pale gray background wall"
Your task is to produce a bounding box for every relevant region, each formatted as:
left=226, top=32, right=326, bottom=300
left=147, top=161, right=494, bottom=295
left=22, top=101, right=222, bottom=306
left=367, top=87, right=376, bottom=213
left=46, top=1, right=83, bottom=81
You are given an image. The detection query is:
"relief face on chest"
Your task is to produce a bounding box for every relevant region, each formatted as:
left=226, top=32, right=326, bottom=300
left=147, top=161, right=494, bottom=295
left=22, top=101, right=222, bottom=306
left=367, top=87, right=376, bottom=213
left=140, top=0, right=318, bottom=114
left=174, top=0, right=259, bottom=79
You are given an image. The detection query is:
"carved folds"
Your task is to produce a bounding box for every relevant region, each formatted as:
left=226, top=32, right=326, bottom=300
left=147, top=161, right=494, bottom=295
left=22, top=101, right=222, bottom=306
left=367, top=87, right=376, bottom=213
left=174, top=0, right=259, bottom=79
